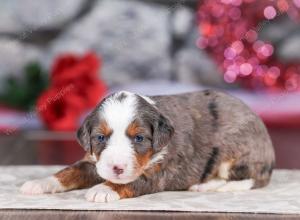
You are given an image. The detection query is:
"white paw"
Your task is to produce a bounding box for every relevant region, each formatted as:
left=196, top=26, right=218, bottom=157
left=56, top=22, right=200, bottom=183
left=216, top=179, right=254, bottom=192
left=85, top=184, right=120, bottom=203
left=189, top=179, right=227, bottom=192
left=20, top=177, right=65, bottom=195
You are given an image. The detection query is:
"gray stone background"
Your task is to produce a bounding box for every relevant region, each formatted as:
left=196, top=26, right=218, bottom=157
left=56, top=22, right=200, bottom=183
left=0, top=0, right=299, bottom=91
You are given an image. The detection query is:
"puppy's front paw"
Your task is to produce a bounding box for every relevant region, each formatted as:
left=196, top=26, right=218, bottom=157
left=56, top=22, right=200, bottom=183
left=85, top=184, right=120, bottom=203
left=20, top=177, right=64, bottom=195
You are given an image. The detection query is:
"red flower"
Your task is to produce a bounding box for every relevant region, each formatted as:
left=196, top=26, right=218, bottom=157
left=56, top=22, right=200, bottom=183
left=37, top=52, right=107, bottom=131
left=51, top=52, right=99, bottom=87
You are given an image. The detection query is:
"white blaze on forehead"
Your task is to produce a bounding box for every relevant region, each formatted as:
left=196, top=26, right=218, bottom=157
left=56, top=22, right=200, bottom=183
left=96, top=91, right=139, bottom=183
left=101, top=91, right=137, bottom=130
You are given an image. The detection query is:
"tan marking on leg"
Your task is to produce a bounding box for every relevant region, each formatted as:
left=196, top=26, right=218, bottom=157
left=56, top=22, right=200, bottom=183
left=218, top=160, right=234, bottom=180
left=55, top=167, right=84, bottom=189
left=54, top=162, right=99, bottom=190
left=104, top=181, right=134, bottom=199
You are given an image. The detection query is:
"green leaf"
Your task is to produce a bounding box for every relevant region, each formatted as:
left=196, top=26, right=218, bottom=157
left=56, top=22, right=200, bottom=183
left=0, top=61, right=49, bottom=110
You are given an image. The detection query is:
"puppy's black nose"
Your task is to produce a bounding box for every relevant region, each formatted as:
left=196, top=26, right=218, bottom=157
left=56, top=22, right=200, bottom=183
left=113, top=165, right=124, bottom=175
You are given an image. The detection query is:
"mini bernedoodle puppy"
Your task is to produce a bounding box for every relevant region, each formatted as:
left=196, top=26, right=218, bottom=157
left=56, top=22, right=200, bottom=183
left=21, top=90, right=275, bottom=202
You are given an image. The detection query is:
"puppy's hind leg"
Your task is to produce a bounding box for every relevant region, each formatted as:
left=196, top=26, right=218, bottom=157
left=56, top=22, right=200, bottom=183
left=189, top=161, right=257, bottom=193
left=215, top=160, right=274, bottom=192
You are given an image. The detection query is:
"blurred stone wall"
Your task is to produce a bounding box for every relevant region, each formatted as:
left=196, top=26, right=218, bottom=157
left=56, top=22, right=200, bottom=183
left=0, top=0, right=299, bottom=90
left=0, top=0, right=226, bottom=90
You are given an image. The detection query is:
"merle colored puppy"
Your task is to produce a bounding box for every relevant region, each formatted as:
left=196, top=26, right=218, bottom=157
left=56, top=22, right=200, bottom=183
left=21, top=90, right=275, bottom=202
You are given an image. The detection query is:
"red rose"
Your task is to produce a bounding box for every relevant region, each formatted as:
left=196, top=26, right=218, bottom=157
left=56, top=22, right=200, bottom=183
left=51, top=52, right=99, bottom=87
left=37, top=86, right=83, bottom=130
left=37, top=52, right=107, bottom=131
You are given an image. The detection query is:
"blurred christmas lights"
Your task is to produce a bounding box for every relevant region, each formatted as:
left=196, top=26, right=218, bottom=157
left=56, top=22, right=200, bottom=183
left=198, top=0, right=300, bottom=91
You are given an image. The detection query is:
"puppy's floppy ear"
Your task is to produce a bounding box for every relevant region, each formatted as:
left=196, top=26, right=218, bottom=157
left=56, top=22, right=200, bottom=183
left=152, top=114, right=174, bottom=152
left=77, top=97, right=107, bottom=151
left=77, top=114, right=93, bottom=151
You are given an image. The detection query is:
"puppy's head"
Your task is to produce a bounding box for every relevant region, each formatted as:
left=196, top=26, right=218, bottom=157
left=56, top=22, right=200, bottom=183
left=77, top=91, right=174, bottom=184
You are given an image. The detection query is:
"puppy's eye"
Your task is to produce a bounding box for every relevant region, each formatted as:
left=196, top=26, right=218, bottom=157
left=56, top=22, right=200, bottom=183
left=134, top=135, right=144, bottom=143
left=97, top=135, right=106, bottom=143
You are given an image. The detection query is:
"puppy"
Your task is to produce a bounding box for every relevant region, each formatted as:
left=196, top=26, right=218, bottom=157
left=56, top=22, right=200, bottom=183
left=21, top=90, right=275, bottom=202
